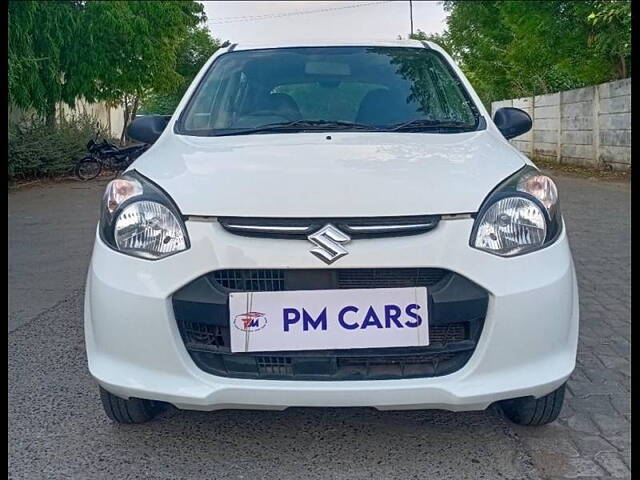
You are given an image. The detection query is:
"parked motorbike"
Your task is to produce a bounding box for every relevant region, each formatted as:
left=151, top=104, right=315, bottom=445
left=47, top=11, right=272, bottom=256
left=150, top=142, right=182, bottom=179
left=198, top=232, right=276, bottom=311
left=74, top=135, right=149, bottom=181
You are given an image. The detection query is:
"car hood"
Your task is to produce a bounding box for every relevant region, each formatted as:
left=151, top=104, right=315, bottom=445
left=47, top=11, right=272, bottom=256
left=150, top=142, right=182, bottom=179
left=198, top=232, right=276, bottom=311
left=133, top=130, right=526, bottom=217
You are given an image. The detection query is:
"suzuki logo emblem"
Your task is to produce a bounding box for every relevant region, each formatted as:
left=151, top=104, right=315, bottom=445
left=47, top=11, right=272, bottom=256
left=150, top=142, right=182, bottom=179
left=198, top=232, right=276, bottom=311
left=307, top=224, right=351, bottom=264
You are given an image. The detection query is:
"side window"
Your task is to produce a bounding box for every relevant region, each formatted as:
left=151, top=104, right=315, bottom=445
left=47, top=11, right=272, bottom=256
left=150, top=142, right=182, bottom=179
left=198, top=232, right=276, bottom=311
left=183, top=62, right=249, bottom=130
left=183, top=73, right=224, bottom=131
left=229, top=72, right=249, bottom=124
left=211, top=70, right=247, bottom=129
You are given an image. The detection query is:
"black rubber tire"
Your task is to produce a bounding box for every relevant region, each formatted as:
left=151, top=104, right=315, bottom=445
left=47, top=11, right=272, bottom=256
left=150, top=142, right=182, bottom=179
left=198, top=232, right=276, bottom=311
left=500, top=383, right=566, bottom=426
left=99, top=386, right=164, bottom=424
left=75, top=156, right=102, bottom=181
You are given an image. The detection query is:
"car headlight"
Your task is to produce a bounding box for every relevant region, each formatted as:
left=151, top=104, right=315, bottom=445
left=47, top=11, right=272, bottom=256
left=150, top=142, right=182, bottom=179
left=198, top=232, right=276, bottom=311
left=470, top=166, right=561, bottom=257
left=99, top=171, right=189, bottom=259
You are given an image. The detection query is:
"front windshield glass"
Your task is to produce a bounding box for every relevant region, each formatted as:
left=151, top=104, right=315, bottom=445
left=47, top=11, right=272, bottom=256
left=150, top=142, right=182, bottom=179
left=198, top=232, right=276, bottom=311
left=178, top=46, right=480, bottom=136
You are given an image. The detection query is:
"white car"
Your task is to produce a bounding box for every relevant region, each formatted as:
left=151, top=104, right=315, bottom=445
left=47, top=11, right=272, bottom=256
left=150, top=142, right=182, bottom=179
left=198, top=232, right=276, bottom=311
left=85, top=39, right=578, bottom=425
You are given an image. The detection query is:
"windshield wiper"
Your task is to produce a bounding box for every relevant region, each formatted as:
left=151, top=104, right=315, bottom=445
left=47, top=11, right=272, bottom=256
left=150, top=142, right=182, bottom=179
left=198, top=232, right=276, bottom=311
left=387, top=119, right=475, bottom=132
left=213, top=119, right=382, bottom=136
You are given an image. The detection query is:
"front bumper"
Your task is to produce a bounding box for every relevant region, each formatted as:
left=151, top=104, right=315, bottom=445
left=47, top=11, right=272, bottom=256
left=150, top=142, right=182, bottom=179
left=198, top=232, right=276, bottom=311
left=84, top=217, right=578, bottom=411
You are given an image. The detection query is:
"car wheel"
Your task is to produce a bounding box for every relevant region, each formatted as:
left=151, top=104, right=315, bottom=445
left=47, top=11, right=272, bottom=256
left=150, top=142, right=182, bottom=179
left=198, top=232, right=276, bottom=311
left=99, top=386, right=165, bottom=424
left=499, top=382, right=566, bottom=426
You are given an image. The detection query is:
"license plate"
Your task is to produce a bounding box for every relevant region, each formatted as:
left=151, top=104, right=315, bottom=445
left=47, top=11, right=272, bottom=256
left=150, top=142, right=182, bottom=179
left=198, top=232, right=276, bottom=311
left=229, top=287, right=429, bottom=353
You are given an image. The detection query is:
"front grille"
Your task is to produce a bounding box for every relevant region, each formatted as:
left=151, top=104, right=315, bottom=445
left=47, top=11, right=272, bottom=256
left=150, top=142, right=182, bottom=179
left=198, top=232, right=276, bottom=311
left=217, top=215, right=440, bottom=239
left=173, top=268, right=488, bottom=381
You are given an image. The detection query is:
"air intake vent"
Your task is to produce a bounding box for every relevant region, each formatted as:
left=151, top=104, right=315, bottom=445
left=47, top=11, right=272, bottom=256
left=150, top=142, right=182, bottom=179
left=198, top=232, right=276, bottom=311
left=336, top=268, right=448, bottom=289
left=212, top=269, right=285, bottom=292
left=210, top=268, right=449, bottom=292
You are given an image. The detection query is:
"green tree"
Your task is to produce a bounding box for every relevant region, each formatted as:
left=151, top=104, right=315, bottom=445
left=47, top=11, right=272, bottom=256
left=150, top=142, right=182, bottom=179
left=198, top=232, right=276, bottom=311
left=66, top=1, right=207, bottom=140
left=140, top=26, right=221, bottom=115
left=9, top=1, right=78, bottom=124
left=436, top=1, right=631, bottom=106
left=409, top=29, right=452, bottom=55
left=587, top=0, right=631, bottom=78
left=9, top=1, right=208, bottom=138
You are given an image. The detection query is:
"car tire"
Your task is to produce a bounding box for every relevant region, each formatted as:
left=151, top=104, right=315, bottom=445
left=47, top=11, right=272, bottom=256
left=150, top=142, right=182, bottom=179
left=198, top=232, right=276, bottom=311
left=499, top=382, right=566, bottom=426
left=99, top=386, right=165, bottom=424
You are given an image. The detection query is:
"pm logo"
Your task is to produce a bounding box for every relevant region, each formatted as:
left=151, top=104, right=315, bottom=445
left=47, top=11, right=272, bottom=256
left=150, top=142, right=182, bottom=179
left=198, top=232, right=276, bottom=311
left=234, top=312, right=268, bottom=332
left=307, top=224, right=351, bottom=264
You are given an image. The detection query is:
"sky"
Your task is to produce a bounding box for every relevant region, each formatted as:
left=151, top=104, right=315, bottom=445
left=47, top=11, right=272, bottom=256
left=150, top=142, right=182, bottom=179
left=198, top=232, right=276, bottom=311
left=201, top=1, right=447, bottom=44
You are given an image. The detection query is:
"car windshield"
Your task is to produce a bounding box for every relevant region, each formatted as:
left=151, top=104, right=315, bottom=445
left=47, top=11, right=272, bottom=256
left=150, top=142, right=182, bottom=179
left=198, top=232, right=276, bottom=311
left=177, top=46, right=480, bottom=136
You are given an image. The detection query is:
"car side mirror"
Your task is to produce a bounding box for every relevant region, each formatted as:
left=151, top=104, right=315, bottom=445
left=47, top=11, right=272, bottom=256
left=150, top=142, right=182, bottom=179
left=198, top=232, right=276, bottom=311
left=492, top=107, right=532, bottom=140
left=126, top=115, right=171, bottom=144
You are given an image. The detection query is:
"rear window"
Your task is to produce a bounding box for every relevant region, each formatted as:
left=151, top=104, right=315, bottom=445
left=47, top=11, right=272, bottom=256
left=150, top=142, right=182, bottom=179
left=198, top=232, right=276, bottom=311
left=178, top=46, right=480, bottom=135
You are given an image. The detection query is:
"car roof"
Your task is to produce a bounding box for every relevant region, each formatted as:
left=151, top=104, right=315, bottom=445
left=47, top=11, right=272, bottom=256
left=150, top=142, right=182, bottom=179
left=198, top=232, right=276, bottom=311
left=232, top=38, right=434, bottom=51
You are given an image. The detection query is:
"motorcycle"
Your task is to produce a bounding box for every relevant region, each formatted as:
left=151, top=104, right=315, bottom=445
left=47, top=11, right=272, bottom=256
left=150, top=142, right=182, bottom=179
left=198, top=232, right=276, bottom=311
left=74, top=134, right=149, bottom=181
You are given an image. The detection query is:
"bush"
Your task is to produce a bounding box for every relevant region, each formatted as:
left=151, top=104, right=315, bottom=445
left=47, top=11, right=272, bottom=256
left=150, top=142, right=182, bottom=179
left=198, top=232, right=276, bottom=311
left=8, top=113, right=113, bottom=180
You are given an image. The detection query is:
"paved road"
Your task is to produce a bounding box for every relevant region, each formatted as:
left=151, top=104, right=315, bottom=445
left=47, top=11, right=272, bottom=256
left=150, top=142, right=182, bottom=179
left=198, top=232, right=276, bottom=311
left=8, top=179, right=109, bottom=332
left=8, top=173, right=630, bottom=479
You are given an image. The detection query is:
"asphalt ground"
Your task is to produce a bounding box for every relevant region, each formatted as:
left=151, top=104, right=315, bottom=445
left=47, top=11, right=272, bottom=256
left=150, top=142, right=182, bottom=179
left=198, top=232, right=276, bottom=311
left=8, top=172, right=630, bottom=479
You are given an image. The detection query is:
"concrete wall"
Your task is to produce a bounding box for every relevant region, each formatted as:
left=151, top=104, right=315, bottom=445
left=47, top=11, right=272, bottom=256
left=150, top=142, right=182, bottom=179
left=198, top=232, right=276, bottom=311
left=8, top=99, right=125, bottom=140
left=492, top=78, right=631, bottom=171
left=57, top=98, right=125, bottom=140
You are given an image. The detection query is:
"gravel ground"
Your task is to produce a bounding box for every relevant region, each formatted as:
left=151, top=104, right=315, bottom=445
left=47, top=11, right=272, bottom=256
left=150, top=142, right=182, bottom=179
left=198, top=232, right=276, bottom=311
left=8, top=172, right=630, bottom=479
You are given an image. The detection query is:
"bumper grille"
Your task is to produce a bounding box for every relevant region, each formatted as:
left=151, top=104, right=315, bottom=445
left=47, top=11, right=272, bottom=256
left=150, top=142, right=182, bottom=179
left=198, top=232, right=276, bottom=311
left=181, top=320, right=468, bottom=352
left=257, top=356, right=294, bottom=376
left=173, top=268, right=488, bottom=381
left=336, top=268, right=447, bottom=289
left=213, top=269, right=286, bottom=292
left=211, top=268, right=448, bottom=292
left=337, top=352, right=457, bottom=378
left=180, top=320, right=227, bottom=349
